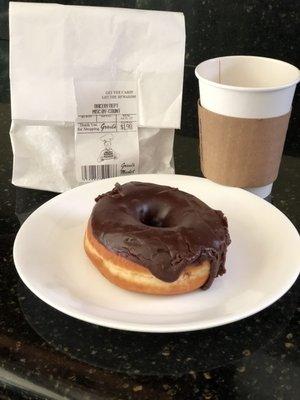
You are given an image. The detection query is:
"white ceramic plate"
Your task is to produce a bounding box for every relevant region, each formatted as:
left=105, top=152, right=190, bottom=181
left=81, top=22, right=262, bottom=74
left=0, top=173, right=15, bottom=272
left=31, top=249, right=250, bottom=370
left=13, top=175, right=300, bottom=333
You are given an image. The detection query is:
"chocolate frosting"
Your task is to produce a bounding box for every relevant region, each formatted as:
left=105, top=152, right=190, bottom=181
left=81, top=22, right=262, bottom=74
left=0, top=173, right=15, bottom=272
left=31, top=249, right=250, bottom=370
left=91, top=182, right=231, bottom=289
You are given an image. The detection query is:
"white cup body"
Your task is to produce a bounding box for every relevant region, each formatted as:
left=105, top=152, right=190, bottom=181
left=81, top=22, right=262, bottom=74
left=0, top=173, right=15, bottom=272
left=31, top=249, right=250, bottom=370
left=195, top=56, right=300, bottom=197
left=198, top=83, right=297, bottom=119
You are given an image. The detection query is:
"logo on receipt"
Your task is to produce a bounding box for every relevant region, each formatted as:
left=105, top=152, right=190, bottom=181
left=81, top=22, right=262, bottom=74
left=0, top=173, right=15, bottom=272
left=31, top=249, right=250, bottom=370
left=100, top=122, right=117, bottom=132
left=97, top=133, right=118, bottom=162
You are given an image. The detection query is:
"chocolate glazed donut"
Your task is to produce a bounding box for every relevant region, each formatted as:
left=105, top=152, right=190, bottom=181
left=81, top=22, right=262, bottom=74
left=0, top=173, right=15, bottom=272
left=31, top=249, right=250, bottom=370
left=88, top=182, right=231, bottom=291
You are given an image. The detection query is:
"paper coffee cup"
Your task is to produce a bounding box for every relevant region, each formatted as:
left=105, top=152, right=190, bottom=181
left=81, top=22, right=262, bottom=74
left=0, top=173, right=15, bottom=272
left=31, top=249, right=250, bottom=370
left=195, top=56, right=300, bottom=197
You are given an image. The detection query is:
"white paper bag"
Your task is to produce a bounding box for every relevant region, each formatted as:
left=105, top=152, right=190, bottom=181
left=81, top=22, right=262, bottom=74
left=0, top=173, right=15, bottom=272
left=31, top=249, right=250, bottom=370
left=9, top=2, right=185, bottom=192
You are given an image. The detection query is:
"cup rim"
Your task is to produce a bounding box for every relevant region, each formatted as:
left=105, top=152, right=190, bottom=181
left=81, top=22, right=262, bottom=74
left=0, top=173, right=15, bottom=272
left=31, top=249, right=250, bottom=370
left=195, top=55, right=300, bottom=92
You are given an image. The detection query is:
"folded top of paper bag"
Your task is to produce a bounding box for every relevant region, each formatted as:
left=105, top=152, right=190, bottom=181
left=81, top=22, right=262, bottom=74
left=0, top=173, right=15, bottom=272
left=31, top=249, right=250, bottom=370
left=9, top=2, right=185, bottom=129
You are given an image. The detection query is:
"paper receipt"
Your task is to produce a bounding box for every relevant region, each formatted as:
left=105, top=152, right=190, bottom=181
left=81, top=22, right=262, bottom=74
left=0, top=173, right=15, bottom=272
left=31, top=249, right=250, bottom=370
left=74, top=81, right=139, bottom=182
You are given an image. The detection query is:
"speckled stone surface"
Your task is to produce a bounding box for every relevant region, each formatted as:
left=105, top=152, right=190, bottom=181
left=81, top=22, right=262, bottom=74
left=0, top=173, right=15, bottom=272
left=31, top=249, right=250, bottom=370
left=0, top=101, right=299, bottom=399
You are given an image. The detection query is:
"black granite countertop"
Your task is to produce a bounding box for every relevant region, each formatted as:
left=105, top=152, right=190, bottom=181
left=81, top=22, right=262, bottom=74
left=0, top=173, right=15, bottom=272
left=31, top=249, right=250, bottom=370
left=0, top=102, right=299, bottom=399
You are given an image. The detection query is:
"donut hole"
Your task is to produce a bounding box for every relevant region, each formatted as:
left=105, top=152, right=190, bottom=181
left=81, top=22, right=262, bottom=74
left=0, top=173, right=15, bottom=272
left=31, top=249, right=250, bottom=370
left=140, top=214, right=167, bottom=228
left=137, top=203, right=171, bottom=228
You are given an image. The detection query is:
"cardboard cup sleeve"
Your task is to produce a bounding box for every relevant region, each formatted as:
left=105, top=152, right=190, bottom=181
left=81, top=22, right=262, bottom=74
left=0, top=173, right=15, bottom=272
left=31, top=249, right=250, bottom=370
left=198, top=103, right=291, bottom=188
